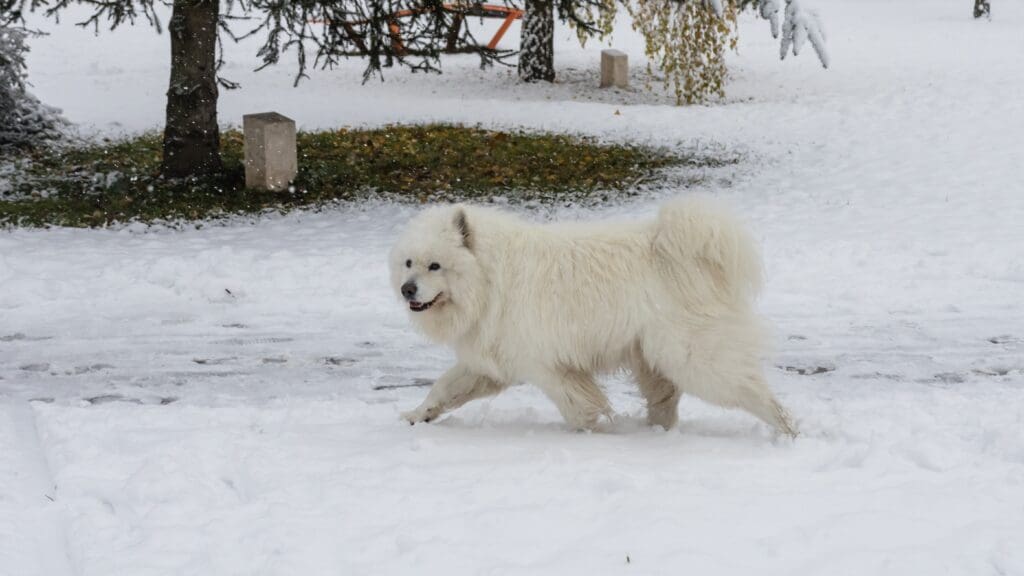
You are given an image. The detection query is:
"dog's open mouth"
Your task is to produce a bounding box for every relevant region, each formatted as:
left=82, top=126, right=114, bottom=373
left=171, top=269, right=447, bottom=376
left=409, top=294, right=442, bottom=312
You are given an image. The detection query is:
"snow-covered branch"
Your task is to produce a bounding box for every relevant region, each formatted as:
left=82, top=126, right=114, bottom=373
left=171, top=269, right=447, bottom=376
left=752, top=0, right=829, bottom=68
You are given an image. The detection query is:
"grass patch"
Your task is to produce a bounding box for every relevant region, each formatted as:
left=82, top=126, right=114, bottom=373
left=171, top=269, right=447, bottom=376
left=0, top=124, right=719, bottom=228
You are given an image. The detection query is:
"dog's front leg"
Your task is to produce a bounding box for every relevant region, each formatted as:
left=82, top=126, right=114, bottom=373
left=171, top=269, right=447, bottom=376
left=401, top=363, right=504, bottom=424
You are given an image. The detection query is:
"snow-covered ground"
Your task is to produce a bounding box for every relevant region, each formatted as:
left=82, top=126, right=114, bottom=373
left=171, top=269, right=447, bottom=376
left=3, top=1, right=1024, bottom=574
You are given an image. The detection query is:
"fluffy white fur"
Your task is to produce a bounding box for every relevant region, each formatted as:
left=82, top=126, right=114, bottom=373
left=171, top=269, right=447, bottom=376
left=389, top=198, right=797, bottom=436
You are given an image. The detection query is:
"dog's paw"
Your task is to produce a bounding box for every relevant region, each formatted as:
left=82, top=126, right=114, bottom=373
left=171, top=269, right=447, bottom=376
left=401, top=407, right=435, bottom=425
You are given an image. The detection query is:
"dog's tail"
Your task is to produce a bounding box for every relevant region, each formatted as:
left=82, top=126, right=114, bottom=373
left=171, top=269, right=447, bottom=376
left=652, top=196, right=763, bottom=305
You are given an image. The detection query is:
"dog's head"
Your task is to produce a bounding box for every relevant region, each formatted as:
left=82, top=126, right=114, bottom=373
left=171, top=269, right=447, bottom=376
left=390, top=205, right=486, bottom=342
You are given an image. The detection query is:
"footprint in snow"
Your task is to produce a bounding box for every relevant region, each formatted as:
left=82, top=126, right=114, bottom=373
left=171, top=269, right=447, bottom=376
left=925, top=372, right=966, bottom=384
left=850, top=372, right=902, bottom=381
left=85, top=394, right=142, bottom=405
left=70, top=363, right=115, bottom=375
left=972, top=366, right=1016, bottom=377
left=85, top=394, right=179, bottom=406
left=193, top=357, right=237, bottom=365
left=778, top=364, right=835, bottom=376
left=212, top=336, right=295, bottom=345
left=1, top=333, right=54, bottom=342
left=373, top=378, right=433, bottom=391
left=324, top=356, right=359, bottom=366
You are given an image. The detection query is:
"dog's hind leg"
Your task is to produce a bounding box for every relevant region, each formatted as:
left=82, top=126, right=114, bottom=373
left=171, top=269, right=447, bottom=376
left=631, top=358, right=681, bottom=430
left=402, top=363, right=505, bottom=425
left=644, top=317, right=798, bottom=438
left=536, top=369, right=613, bottom=431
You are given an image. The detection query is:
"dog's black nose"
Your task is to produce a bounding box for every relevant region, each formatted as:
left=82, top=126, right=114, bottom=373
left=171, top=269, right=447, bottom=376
left=401, top=281, right=417, bottom=301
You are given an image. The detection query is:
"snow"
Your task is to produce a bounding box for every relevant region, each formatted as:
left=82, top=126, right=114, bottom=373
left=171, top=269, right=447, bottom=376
left=3, top=0, right=1024, bottom=574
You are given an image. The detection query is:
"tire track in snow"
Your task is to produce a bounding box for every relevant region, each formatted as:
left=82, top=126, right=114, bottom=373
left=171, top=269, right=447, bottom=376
left=0, top=402, right=77, bottom=576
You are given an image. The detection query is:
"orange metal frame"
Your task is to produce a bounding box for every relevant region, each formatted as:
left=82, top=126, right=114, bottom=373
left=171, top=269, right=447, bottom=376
left=467, top=4, right=524, bottom=50
left=317, top=3, right=523, bottom=55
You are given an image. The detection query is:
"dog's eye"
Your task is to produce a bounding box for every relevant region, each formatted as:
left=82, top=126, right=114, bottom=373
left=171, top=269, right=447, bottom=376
left=428, top=262, right=441, bottom=271
left=405, top=259, right=412, bottom=268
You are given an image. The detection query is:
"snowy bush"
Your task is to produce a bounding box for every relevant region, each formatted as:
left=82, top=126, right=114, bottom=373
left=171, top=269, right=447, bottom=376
left=0, top=26, right=65, bottom=153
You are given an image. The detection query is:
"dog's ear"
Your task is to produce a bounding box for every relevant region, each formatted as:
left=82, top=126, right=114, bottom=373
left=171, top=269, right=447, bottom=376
left=454, top=209, right=472, bottom=251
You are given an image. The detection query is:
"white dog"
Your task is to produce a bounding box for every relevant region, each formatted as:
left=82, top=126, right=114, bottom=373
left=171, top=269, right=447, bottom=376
left=390, top=198, right=797, bottom=437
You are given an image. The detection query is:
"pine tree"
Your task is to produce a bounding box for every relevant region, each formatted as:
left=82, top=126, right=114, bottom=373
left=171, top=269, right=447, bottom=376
left=1, top=0, right=498, bottom=176
left=162, top=0, right=221, bottom=176
left=516, top=0, right=615, bottom=84
left=0, top=25, right=64, bottom=152
left=519, top=0, right=556, bottom=82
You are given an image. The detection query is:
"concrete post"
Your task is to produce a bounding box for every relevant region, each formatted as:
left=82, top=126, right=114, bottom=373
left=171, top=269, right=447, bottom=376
left=243, top=112, right=297, bottom=191
left=600, top=49, right=629, bottom=89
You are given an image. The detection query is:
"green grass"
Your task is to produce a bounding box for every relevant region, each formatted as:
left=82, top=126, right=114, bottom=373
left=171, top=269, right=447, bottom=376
left=0, top=124, right=712, bottom=228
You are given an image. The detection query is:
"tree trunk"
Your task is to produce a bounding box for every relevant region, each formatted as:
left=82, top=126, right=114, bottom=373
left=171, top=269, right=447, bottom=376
left=973, top=0, right=990, bottom=18
left=518, top=0, right=555, bottom=82
left=162, top=0, right=221, bottom=178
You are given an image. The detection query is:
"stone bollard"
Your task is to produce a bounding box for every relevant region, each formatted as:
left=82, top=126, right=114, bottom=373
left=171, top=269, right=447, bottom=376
left=243, top=112, right=297, bottom=192
left=600, top=49, right=629, bottom=89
